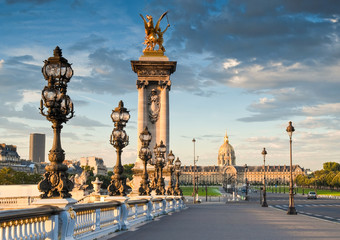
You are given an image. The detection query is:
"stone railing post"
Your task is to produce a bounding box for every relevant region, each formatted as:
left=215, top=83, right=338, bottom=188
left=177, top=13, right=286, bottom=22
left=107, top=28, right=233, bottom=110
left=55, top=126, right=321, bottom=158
left=59, top=207, right=76, bottom=240
left=146, top=198, right=153, bottom=220
left=120, top=202, right=129, bottom=230
left=161, top=198, right=167, bottom=215
left=95, top=208, right=101, bottom=231
left=172, top=198, right=176, bottom=211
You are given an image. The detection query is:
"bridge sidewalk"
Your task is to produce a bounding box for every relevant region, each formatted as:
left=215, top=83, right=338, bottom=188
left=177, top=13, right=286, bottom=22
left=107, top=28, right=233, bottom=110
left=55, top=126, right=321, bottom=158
left=103, top=201, right=340, bottom=240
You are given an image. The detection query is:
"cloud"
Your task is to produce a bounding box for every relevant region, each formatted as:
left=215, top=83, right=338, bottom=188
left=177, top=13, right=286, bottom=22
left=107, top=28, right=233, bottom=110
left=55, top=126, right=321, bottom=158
left=69, top=34, right=107, bottom=52
left=302, top=103, right=340, bottom=116
left=0, top=59, right=4, bottom=68
left=223, top=59, right=241, bottom=70
left=69, top=115, right=109, bottom=128
left=70, top=47, right=136, bottom=95
left=5, top=0, right=53, bottom=4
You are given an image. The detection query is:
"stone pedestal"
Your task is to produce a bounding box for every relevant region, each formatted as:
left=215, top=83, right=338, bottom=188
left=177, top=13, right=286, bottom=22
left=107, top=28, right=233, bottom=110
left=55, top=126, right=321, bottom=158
left=131, top=56, right=176, bottom=194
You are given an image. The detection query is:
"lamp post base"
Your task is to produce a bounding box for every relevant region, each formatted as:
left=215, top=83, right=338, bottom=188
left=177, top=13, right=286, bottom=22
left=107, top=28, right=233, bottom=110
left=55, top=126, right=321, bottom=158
left=287, top=206, right=297, bottom=215
left=261, top=201, right=268, bottom=207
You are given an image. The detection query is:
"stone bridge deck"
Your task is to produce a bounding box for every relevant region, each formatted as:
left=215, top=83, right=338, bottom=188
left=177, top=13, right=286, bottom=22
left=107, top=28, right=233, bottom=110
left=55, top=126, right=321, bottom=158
left=104, top=201, right=340, bottom=240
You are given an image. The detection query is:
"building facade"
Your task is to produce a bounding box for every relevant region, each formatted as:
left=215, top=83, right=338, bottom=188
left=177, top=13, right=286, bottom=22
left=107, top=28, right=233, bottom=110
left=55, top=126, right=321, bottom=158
left=29, top=133, right=45, bottom=163
left=0, top=144, right=20, bottom=161
left=79, top=156, right=108, bottom=176
left=179, top=132, right=306, bottom=187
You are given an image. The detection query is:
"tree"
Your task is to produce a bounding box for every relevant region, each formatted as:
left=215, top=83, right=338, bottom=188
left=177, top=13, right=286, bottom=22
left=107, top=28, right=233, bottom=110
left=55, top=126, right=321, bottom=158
left=0, top=168, right=42, bottom=185
left=326, top=172, right=336, bottom=188
left=331, top=172, right=340, bottom=188
left=0, top=167, right=15, bottom=184
left=122, top=163, right=134, bottom=180
left=323, top=162, right=340, bottom=172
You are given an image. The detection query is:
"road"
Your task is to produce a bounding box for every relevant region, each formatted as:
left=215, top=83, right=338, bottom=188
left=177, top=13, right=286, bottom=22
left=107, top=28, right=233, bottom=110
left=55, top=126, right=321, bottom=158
left=250, top=191, right=340, bottom=223
left=101, top=190, right=340, bottom=240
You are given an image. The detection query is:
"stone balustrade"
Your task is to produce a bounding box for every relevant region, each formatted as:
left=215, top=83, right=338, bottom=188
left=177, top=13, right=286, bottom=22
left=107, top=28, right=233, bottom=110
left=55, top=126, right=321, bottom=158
left=0, top=196, right=185, bottom=240
left=0, top=196, right=38, bottom=208
left=0, top=206, right=61, bottom=240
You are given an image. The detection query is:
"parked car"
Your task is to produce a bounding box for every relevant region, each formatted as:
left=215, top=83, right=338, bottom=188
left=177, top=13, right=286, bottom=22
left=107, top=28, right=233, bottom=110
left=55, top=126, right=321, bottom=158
left=307, top=191, right=317, bottom=199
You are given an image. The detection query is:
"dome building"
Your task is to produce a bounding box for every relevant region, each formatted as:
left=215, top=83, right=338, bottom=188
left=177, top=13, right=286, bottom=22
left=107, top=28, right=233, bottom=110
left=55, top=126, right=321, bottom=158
left=179, top=130, right=306, bottom=189
left=217, top=131, right=236, bottom=166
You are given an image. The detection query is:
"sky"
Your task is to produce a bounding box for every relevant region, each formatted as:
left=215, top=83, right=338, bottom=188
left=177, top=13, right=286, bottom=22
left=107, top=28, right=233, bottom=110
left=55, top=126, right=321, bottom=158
left=1, top=0, right=340, bottom=171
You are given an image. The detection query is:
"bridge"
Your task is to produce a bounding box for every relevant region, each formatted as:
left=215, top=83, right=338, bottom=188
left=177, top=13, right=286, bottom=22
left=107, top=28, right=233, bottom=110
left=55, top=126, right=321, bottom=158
left=1, top=191, right=340, bottom=240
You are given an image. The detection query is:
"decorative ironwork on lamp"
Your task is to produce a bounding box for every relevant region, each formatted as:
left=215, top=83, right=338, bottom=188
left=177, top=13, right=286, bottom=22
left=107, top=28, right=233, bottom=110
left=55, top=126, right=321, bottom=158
left=154, top=140, right=167, bottom=195
left=174, top=157, right=183, bottom=196
left=107, top=100, right=130, bottom=196
left=166, top=150, right=175, bottom=195
left=38, top=46, right=74, bottom=198
left=138, top=126, right=152, bottom=195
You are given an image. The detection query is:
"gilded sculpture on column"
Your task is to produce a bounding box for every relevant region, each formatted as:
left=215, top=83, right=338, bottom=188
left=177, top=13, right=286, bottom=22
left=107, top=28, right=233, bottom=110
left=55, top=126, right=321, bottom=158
left=140, top=11, right=170, bottom=54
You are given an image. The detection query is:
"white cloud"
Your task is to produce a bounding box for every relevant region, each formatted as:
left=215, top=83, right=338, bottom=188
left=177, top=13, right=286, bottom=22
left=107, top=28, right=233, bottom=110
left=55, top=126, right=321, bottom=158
left=0, top=59, right=4, bottom=68
left=302, top=103, right=340, bottom=116
left=223, top=58, right=240, bottom=69
left=259, top=97, right=275, bottom=104
left=22, top=90, right=41, bottom=103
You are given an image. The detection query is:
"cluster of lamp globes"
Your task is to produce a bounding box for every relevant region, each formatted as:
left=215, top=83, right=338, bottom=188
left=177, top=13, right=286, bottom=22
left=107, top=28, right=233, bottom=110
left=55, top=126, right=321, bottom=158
left=39, top=46, right=182, bottom=198
left=138, top=126, right=182, bottom=195
left=40, top=46, right=74, bottom=121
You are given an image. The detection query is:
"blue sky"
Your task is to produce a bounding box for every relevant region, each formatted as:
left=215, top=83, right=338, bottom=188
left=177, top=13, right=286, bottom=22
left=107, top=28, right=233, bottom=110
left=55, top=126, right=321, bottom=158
left=1, top=0, right=340, bottom=171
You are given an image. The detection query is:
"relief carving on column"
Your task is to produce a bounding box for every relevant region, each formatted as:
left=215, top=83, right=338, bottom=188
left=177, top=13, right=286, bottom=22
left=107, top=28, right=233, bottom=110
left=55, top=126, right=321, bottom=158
left=136, top=80, right=149, bottom=89
left=148, top=89, right=160, bottom=124
left=137, top=69, right=170, bottom=76
left=159, top=80, right=171, bottom=90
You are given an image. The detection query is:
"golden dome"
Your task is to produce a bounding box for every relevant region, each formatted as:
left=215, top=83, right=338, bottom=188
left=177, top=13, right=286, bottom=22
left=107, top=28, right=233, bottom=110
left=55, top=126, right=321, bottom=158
left=218, top=130, right=236, bottom=166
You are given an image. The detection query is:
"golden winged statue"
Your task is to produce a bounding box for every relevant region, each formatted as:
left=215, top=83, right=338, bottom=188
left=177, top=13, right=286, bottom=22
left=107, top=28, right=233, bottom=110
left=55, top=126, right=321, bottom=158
left=140, top=11, right=170, bottom=53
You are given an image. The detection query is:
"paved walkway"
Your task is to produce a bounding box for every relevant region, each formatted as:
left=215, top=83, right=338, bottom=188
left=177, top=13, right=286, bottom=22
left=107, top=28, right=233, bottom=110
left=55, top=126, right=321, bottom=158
left=103, top=201, right=340, bottom=240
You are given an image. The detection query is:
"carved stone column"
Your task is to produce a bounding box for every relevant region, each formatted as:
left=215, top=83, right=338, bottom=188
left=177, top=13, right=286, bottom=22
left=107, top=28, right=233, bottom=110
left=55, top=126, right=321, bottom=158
left=136, top=82, right=147, bottom=168
left=130, top=58, right=176, bottom=195
left=159, top=83, right=170, bottom=152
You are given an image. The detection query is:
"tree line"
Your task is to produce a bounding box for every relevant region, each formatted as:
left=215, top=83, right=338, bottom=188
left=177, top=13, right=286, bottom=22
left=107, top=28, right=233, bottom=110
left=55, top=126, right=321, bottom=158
left=0, top=167, right=42, bottom=185
left=295, top=162, right=340, bottom=189
left=0, top=163, right=135, bottom=188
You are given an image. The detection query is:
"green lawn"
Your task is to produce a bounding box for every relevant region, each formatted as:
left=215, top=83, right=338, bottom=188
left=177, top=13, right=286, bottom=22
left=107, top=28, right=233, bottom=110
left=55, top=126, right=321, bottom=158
left=181, top=186, right=222, bottom=196
left=295, top=187, right=340, bottom=196
left=254, top=185, right=340, bottom=196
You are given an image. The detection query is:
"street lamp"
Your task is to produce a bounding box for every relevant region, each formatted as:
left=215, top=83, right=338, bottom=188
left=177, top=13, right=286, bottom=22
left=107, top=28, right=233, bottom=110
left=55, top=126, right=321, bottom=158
left=154, top=140, right=167, bottom=195
left=166, top=150, right=175, bottom=195
left=244, top=164, right=249, bottom=200
left=174, top=157, right=183, bottom=196
left=138, top=126, right=152, bottom=195
left=38, top=46, right=74, bottom=198
left=192, top=138, right=196, bottom=202
left=108, top=100, right=130, bottom=196
left=286, top=121, right=297, bottom=215
left=262, top=148, right=268, bottom=207
left=192, top=138, right=199, bottom=203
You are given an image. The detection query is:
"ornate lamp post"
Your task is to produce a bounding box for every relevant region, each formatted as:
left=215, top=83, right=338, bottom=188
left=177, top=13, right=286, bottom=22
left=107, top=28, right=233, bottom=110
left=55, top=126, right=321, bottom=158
left=38, top=46, right=74, bottom=198
left=138, top=127, right=152, bottom=196
left=244, top=164, right=249, bottom=200
left=166, top=150, right=175, bottom=195
left=192, top=138, right=199, bottom=203
left=262, top=148, right=268, bottom=207
left=174, top=157, right=183, bottom=196
left=286, top=121, right=297, bottom=215
left=149, top=145, right=157, bottom=191
left=154, top=141, right=167, bottom=195
left=107, top=101, right=130, bottom=196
